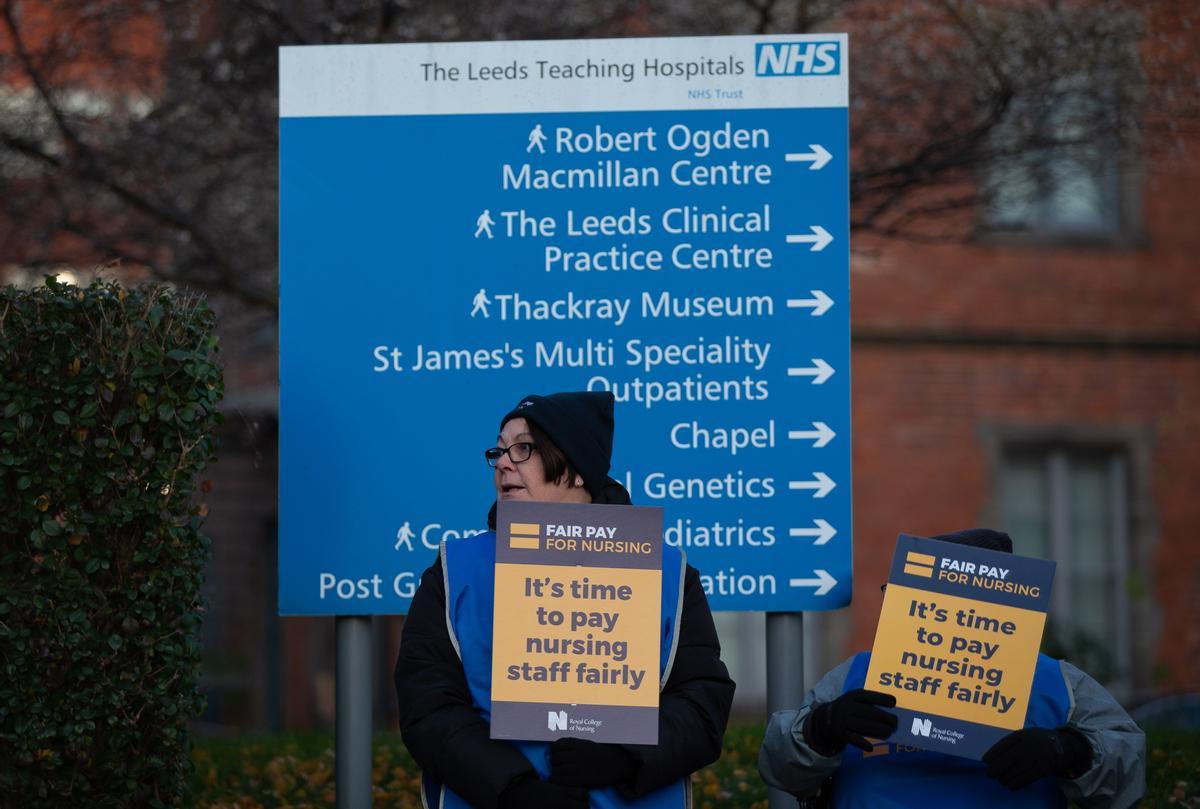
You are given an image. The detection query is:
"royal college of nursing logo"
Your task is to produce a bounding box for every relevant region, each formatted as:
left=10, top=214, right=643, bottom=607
left=754, top=41, right=841, bottom=76
left=907, top=715, right=965, bottom=746
left=548, top=710, right=568, bottom=731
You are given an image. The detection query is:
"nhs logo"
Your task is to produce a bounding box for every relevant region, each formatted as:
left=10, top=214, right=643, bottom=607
left=755, top=42, right=841, bottom=76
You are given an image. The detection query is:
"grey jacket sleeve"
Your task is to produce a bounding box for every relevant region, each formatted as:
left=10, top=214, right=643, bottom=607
left=1058, top=661, right=1146, bottom=809
left=757, top=656, right=856, bottom=796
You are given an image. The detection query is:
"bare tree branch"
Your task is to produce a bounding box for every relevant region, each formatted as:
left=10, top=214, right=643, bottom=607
left=0, top=0, right=1193, bottom=318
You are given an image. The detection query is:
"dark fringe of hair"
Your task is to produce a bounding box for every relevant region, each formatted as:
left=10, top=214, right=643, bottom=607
left=524, top=419, right=583, bottom=488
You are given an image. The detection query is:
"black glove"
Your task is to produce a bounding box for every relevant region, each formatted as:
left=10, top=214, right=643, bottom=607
left=549, top=737, right=639, bottom=788
left=803, top=688, right=898, bottom=755
left=498, top=774, right=588, bottom=809
left=983, top=726, right=1093, bottom=790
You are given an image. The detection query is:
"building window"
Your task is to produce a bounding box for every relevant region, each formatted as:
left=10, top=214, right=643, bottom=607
left=998, top=444, right=1132, bottom=695
left=983, top=90, right=1124, bottom=241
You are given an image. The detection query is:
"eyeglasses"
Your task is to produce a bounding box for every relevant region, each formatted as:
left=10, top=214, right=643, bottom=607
left=484, top=442, right=537, bottom=467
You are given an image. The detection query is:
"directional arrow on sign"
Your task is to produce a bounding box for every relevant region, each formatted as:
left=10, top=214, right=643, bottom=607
left=789, top=519, right=837, bottom=545
left=787, top=359, right=834, bottom=385
left=784, top=144, right=832, bottom=170
left=788, top=422, right=835, bottom=448
left=788, top=569, right=838, bottom=596
left=788, top=472, right=836, bottom=498
left=786, top=225, right=833, bottom=251
left=786, top=290, right=834, bottom=316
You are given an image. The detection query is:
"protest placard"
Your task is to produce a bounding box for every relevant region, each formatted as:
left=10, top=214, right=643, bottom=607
left=490, top=500, right=663, bottom=744
left=865, top=534, right=1056, bottom=759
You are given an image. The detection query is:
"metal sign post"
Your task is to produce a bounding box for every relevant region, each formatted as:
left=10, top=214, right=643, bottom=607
left=767, top=612, right=806, bottom=809
left=336, top=616, right=373, bottom=808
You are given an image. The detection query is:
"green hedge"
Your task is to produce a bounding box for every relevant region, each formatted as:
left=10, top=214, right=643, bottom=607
left=185, top=726, right=1199, bottom=808
left=0, top=278, right=223, bottom=807
left=186, top=725, right=768, bottom=809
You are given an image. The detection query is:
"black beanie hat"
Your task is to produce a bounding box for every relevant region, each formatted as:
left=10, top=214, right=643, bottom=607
left=928, top=528, right=1013, bottom=554
left=500, top=391, right=615, bottom=500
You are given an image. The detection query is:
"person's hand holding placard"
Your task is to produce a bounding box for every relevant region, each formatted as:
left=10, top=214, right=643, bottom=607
left=548, top=738, right=639, bottom=788
left=803, top=689, right=898, bottom=755
left=983, top=726, right=1093, bottom=789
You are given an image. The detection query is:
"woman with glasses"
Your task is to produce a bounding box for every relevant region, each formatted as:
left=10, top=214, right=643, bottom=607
left=395, top=391, right=734, bottom=809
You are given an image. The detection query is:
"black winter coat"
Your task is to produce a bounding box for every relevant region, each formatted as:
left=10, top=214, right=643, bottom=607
left=394, top=552, right=735, bottom=809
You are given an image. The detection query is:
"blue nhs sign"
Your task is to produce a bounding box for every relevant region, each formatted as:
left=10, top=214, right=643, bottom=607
left=279, top=35, right=851, bottom=615
left=755, top=41, right=841, bottom=76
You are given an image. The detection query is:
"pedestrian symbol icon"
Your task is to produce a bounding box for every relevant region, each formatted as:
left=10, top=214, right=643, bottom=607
left=527, top=124, right=547, bottom=153
left=471, top=289, right=491, bottom=318
left=394, top=521, right=415, bottom=551
left=475, top=209, right=495, bottom=239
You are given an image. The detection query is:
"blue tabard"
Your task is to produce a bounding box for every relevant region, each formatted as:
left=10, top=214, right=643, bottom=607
left=828, top=651, right=1072, bottom=809
left=422, top=531, right=690, bottom=809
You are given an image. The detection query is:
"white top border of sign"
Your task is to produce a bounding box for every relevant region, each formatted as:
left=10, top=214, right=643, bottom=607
left=280, top=34, right=848, bottom=118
